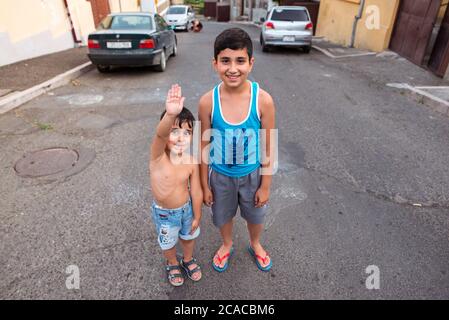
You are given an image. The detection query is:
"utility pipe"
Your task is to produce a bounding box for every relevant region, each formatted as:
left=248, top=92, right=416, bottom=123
left=350, top=0, right=366, bottom=48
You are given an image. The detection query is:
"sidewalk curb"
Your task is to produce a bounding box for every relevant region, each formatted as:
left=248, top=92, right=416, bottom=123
left=312, top=44, right=377, bottom=59
left=230, top=21, right=262, bottom=29
left=387, top=83, right=449, bottom=117
left=0, top=61, right=93, bottom=115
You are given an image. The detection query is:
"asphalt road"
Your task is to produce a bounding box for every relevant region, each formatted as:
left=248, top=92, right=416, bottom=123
left=1, top=22, right=448, bottom=299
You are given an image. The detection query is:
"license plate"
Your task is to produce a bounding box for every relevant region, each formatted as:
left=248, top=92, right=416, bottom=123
left=107, top=41, right=131, bottom=49
left=283, top=36, right=295, bottom=42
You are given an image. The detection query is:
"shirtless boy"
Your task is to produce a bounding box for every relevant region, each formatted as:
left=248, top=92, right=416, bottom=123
left=149, top=84, right=203, bottom=286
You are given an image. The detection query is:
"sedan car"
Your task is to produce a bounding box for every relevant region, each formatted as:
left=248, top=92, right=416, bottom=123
left=87, top=12, right=177, bottom=72
left=260, top=6, right=313, bottom=53
left=165, top=5, right=195, bottom=31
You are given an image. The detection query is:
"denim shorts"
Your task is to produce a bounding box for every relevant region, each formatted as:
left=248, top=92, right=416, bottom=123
left=151, top=199, right=200, bottom=251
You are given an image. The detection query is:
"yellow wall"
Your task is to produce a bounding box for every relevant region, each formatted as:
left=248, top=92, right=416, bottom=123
left=316, top=0, right=359, bottom=48
left=108, top=0, right=168, bottom=15
left=68, top=0, right=95, bottom=43
left=437, top=0, right=448, bottom=23
left=0, top=0, right=95, bottom=66
left=109, top=0, right=141, bottom=12
left=0, top=0, right=70, bottom=43
left=316, top=0, right=400, bottom=52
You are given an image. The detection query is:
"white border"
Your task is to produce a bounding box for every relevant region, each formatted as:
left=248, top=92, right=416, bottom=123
left=217, top=80, right=253, bottom=126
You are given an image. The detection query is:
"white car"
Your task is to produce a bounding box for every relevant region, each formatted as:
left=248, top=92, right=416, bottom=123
left=165, top=5, right=195, bottom=31
left=260, top=6, right=313, bottom=53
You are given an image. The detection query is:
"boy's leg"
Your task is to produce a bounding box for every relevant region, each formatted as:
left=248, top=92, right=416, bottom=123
left=239, top=168, right=271, bottom=269
left=152, top=203, right=184, bottom=284
left=163, top=247, right=184, bottom=285
left=247, top=222, right=271, bottom=268
left=213, top=219, right=234, bottom=268
left=209, top=169, right=238, bottom=269
left=179, top=239, right=202, bottom=280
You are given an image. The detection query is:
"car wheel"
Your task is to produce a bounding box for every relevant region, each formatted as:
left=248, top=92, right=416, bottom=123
left=260, top=34, right=269, bottom=52
left=172, top=40, right=178, bottom=57
left=303, top=46, right=311, bottom=54
left=155, top=50, right=166, bottom=72
left=96, top=65, right=110, bottom=73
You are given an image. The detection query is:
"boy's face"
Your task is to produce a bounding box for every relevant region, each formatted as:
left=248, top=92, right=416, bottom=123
left=213, top=48, right=254, bottom=88
left=166, top=121, right=192, bottom=155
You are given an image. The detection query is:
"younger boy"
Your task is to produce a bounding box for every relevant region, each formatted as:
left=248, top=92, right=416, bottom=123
left=198, top=28, right=276, bottom=272
left=150, top=84, right=203, bottom=286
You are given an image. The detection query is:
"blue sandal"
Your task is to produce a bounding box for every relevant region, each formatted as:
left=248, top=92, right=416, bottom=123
left=212, top=247, right=234, bottom=272
left=248, top=245, right=272, bottom=272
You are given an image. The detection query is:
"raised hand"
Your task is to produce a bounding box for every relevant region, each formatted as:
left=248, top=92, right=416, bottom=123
left=166, top=84, right=185, bottom=116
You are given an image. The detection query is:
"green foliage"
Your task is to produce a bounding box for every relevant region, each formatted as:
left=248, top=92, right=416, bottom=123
left=36, top=122, right=53, bottom=131
left=185, top=0, right=204, bottom=14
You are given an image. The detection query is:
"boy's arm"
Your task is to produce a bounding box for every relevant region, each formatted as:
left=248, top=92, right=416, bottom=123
left=150, top=84, right=185, bottom=161
left=255, top=90, right=276, bottom=208
left=198, top=92, right=214, bottom=206
left=189, top=163, right=203, bottom=234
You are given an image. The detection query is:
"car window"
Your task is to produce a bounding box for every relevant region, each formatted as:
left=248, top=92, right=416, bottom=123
left=100, top=15, right=153, bottom=30
left=270, top=9, right=309, bottom=22
left=167, top=7, right=187, bottom=14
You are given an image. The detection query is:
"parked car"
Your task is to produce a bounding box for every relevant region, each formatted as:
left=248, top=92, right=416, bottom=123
left=87, top=12, right=177, bottom=72
left=165, top=5, right=195, bottom=31
left=260, top=6, right=313, bottom=53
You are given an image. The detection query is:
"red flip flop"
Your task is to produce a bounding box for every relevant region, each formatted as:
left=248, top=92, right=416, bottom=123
left=212, top=247, right=234, bottom=272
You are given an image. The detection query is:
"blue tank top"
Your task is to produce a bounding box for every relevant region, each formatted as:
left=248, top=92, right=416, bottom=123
left=210, top=81, right=261, bottom=177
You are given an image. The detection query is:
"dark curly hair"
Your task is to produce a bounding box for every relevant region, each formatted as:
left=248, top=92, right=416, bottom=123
left=214, top=28, right=253, bottom=60
left=160, top=107, right=195, bottom=129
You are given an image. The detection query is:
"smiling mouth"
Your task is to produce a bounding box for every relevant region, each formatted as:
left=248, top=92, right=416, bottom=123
left=226, top=74, right=240, bottom=80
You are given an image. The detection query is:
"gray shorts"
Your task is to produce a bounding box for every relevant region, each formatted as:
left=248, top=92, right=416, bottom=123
left=208, top=167, right=267, bottom=228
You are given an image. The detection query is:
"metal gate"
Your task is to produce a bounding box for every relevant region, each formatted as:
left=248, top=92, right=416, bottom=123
left=428, top=6, right=449, bottom=77
left=389, top=0, right=441, bottom=66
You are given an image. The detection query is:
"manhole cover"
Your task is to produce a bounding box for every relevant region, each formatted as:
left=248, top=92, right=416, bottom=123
left=15, top=148, right=79, bottom=178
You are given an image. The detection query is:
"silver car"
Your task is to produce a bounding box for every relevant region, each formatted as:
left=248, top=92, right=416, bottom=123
left=260, top=6, right=313, bottom=53
left=165, top=5, right=195, bottom=31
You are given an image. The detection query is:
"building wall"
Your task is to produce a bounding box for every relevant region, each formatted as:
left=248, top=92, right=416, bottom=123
left=109, top=0, right=169, bottom=15
left=157, top=0, right=170, bottom=16
left=438, top=0, right=449, bottom=23
left=109, top=0, right=140, bottom=12
left=0, top=0, right=95, bottom=67
left=70, top=0, right=96, bottom=42
left=316, top=0, right=400, bottom=52
left=439, top=0, right=449, bottom=79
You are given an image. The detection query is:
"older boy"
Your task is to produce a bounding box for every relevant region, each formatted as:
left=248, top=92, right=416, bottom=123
left=198, top=28, right=276, bottom=272
left=150, top=84, right=203, bottom=286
